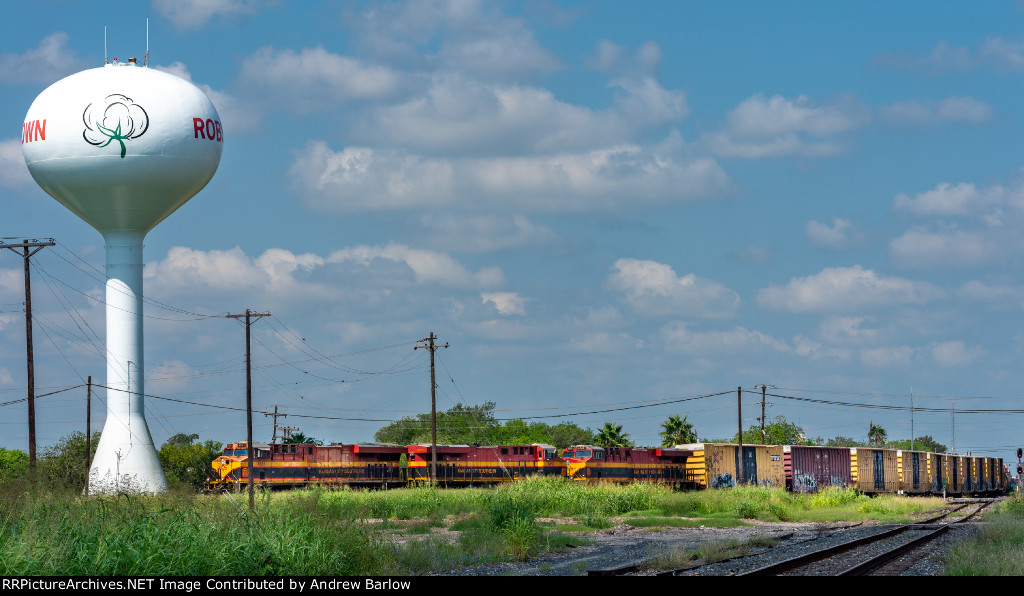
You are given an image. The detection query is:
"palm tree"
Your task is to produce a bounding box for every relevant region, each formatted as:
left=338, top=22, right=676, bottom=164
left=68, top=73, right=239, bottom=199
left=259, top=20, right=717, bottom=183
left=660, top=414, right=697, bottom=447
left=594, top=422, right=633, bottom=447
left=285, top=432, right=321, bottom=445
left=867, top=423, right=887, bottom=447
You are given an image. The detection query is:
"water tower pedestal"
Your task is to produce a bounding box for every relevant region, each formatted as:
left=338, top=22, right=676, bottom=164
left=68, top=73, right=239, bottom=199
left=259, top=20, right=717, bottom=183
left=87, top=230, right=167, bottom=494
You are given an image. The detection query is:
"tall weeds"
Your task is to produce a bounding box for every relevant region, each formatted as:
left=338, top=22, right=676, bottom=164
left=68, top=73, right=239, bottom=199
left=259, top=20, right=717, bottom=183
left=0, top=486, right=398, bottom=576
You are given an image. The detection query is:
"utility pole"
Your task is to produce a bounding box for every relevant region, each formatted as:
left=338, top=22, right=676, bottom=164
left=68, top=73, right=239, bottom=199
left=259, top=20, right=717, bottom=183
left=415, top=332, right=448, bottom=485
left=951, top=401, right=956, bottom=454
left=279, top=426, right=299, bottom=442
left=753, top=384, right=775, bottom=444
left=86, top=376, right=92, bottom=474
left=737, top=386, right=743, bottom=485
left=910, top=388, right=914, bottom=452
left=1, top=238, right=55, bottom=478
left=264, top=405, right=287, bottom=443
left=227, top=309, right=270, bottom=511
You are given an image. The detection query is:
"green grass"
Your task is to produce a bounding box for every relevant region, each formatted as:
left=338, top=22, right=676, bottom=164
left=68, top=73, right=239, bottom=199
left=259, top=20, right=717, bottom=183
left=943, top=494, right=1024, bottom=575
left=0, top=478, right=959, bottom=575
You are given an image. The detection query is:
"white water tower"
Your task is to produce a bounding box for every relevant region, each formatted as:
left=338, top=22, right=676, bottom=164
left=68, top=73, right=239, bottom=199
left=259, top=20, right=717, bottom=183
left=22, top=58, right=223, bottom=494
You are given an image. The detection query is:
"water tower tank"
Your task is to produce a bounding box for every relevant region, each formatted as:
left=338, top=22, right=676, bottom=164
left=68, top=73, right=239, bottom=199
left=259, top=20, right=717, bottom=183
left=22, top=61, right=223, bottom=494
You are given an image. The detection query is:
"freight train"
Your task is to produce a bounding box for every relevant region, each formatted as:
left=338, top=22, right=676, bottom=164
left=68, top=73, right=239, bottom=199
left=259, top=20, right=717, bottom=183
left=209, top=440, right=1008, bottom=496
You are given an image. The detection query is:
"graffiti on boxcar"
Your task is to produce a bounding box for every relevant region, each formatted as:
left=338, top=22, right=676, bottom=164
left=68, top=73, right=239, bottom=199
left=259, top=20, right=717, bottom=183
left=794, top=473, right=817, bottom=492
left=711, top=473, right=734, bottom=489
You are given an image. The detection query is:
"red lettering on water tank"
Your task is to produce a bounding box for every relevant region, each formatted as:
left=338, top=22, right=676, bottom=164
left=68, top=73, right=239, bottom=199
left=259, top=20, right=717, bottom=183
left=22, top=119, right=46, bottom=143
left=192, top=117, right=222, bottom=142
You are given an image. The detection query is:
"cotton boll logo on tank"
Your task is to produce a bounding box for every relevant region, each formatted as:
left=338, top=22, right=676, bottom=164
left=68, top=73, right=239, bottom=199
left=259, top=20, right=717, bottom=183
left=82, top=94, right=149, bottom=158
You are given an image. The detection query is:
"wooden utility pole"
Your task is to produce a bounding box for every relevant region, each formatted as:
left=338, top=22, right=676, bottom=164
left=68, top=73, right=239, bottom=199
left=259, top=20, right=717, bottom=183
left=737, top=386, right=743, bottom=485
left=279, top=426, right=299, bottom=442
left=1, top=238, right=54, bottom=477
left=86, top=376, right=92, bottom=474
left=227, top=309, right=270, bottom=511
left=753, top=384, right=775, bottom=444
left=264, top=405, right=287, bottom=443
left=415, top=332, right=448, bottom=485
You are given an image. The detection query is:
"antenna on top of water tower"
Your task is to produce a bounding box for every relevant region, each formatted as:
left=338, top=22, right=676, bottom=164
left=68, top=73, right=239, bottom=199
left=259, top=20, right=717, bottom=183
left=144, top=18, right=149, bottom=67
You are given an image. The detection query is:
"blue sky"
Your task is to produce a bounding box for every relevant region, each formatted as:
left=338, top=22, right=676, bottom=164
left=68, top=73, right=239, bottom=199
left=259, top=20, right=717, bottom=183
left=3, top=0, right=1024, bottom=461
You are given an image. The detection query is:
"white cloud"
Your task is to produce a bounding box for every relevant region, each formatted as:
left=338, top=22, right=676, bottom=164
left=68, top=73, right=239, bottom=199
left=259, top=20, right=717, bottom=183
left=0, top=32, right=87, bottom=84
left=148, top=360, right=196, bottom=393
left=327, top=244, right=504, bottom=288
left=291, top=134, right=730, bottom=213
left=568, top=332, right=643, bottom=354
left=152, top=0, right=271, bottom=30
left=660, top=322, right=789, bottom=354
left=607, top=258, right=740, bottom=318
left=930, top=340, right=984, bottom=367
left=860, top=346, right=915, bottom=368
left=806, top=217, right=862, bottom=251
left=0, top=140, right=32, bottom=188
left=361, top=72, right=685, bottom=154
left=726, top=94, right=868, bottom=138
left=757, top=265, right=940, bottom=313
left=588, top=40, right=662, bottom=76
left=880, top=97, right=994, bottom=125
left=144, top=246, right=326, bottom=296
left=238, top=46, right=404, bottom=112
left=893, top=182, right=982, bottom=216
left=792, top=335, right=853, bottom=361
left=0, top=314, right=17, bottom=332
left=889, top=228, right=997, bottom=268
left=0, top=367, right=12, bottom=385
left=820, top=316, right=878, bottom=344
left=704, top=93, right=869, bottom=159
left=879, top=36, right=1024, bottom=73
left=481, top=292, right=526, bottom=315
left=144, top=243, right=505, bottom=312
left=957, top=280, right=1024, bottom=305
left=351, top=0, right=560, bottom=79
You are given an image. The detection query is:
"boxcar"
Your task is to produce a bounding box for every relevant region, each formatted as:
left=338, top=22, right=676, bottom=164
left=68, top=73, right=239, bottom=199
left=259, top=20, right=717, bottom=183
left=784, top=445, right=852, bottom=493
left=897, top=450, right=932, bottom=494
left=929, top=453, right=945, bottom=494
left=951, top=455, right=966, bottom=495
left=851, top=448, right=899, bottom=494
left=679, top=443, right=785, bottom=489
left=963, top=456, right=977, bottom=493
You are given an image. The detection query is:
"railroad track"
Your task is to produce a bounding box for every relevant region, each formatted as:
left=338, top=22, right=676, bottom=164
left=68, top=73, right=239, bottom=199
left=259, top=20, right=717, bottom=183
left=588, top=499, right=995, bottom=577
left=736, top=499, right=994, bottom=577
